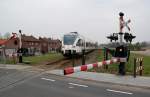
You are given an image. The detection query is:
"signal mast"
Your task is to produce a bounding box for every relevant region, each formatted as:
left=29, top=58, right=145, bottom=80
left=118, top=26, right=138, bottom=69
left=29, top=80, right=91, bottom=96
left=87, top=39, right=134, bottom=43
left=106, top=12, right=136, bottom=75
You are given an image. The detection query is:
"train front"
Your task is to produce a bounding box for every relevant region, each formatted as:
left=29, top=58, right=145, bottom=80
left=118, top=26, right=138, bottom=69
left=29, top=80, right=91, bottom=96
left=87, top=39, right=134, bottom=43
left=61, top=32, right=77, bottom=57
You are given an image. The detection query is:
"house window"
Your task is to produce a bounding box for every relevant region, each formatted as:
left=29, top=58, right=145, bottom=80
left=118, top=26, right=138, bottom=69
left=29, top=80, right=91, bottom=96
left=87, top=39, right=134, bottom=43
left=29, top=42, right=32, bottom=45
left=35, top=43, right=38, bottom=45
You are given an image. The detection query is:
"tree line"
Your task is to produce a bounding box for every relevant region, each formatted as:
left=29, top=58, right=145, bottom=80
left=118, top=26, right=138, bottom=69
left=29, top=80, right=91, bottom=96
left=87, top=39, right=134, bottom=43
left=100, top=41, right=150, bottom=51
left=0, top=32, right=11, bottom=39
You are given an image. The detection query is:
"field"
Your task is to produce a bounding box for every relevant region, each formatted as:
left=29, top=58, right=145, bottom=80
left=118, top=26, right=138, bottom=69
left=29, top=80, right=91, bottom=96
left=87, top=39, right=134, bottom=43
left=23, top=53, right=64, bottom=65
left=0, top=53, right=64, bottom=65
left=89, top=50, right=150, bottom=76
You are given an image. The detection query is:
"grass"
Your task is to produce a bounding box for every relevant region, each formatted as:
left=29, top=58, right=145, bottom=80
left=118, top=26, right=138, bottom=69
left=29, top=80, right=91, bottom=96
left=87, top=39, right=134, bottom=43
left=0, top=53, right=64, bottom=65
left=89, top=50, right=150, bottom=76
left=23, top=53, right=64, bottom=65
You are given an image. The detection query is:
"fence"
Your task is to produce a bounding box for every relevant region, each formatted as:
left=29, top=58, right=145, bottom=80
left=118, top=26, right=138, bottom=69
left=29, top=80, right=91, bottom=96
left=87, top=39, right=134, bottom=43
left=133, top=57, right=144, bottom=78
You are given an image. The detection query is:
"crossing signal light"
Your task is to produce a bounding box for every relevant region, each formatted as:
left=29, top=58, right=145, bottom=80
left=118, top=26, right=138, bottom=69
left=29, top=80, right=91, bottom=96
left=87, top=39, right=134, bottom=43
left=113, top=33, right=118, bottom=42
left=124, top=33, right=136, bottom=43
left=107, top=33, right=118, bottom=42
left=107, top=35, right=114, bottom=42
left=129, top=34, right=136, bottom=43
left=124, top=33, right=130, bottom=42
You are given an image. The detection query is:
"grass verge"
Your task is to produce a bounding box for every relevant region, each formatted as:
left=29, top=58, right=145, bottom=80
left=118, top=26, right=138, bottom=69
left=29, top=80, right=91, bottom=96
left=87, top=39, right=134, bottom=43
left=0, top=53, right=64, bottom=65
left=89, top=51, right=150, bottom=76
left=23, top=53, right=64, bottom=65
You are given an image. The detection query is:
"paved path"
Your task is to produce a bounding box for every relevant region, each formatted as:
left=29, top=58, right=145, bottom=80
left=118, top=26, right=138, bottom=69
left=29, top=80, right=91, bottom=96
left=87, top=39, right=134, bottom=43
left=0, top=64, right=32, bottom=70
left=48, top=69, right=150, bottom=89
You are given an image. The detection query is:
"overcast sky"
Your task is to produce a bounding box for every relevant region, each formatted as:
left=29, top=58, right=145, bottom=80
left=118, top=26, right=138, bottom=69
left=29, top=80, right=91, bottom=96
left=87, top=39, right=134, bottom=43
left=0, top=0, right=149, bottom=43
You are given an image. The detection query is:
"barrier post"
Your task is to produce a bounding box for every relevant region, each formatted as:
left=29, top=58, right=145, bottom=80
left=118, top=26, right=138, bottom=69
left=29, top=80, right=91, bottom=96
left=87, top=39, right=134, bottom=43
left=139, top=58, right=143, bottom=76
left=134, top=58, right=137, bottom=78
left=72, top=50, right=75, bottom=67
left=103, top=48, right=108, bottom=69
left=82, top=49, right=85, bottom=65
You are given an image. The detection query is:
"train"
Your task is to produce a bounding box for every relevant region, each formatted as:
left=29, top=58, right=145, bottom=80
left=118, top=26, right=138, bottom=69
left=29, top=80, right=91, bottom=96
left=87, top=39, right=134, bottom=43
left=61, top=32, right=97, bottom=57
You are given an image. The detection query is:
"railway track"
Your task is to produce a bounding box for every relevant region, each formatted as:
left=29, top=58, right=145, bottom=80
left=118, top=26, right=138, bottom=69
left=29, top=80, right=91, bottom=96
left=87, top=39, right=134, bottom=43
left=33, top=49, right=96, bottom=70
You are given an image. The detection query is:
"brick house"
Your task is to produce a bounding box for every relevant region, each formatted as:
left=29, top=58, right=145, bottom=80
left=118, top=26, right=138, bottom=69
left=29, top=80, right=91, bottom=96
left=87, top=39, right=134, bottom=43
left=48, top=38, right=61, bottom=52
left=39, top=37, right=49, bottom=54
left=39, top=37, right=61, bottom=54
left=0, top=37, right=19, bottom=59
left=21, top=34, right=41, bottom=56
left=0, top=33, right=61, bottom=58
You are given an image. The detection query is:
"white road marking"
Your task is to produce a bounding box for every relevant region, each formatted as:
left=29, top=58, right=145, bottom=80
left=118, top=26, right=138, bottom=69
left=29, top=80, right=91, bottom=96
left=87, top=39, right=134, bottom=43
left=68, top=86, right=74, bottom=89
left=106, top=89, right=133, bottom=95
left=41, top=78, right=55, bottom=82
left=68, top=83, right=88, bottom=88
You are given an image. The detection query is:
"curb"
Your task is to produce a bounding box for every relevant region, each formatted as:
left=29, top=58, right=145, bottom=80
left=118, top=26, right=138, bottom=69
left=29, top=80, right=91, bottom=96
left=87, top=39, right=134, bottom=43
left=47, top=71, right=150, bottom=90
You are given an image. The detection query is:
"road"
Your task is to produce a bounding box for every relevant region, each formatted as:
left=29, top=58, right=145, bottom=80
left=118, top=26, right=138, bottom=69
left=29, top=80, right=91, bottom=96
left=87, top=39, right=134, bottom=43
left=131, top=49, right=150, bottom=56
left=0, top=69, right=150, bottom=97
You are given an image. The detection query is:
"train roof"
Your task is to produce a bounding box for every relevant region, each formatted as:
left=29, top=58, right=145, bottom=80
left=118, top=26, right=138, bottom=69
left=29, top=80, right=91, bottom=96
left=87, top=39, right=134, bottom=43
left=64, top=32, right=97, bottom=43
left=64, top=32, right=78, bottom=36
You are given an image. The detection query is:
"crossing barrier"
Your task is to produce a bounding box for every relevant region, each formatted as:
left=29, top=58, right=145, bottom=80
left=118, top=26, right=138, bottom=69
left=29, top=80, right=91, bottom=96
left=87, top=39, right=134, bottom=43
left=64, top=57, right=126, bottom=75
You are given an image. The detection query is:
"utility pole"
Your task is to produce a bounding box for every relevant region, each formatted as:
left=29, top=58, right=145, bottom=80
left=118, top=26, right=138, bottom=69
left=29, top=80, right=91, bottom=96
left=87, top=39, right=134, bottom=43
left=18, top=29, right=23, bottom=63
left=119, top=12, right=124, bottom=45
left=118, top=12, right=126, bottom=75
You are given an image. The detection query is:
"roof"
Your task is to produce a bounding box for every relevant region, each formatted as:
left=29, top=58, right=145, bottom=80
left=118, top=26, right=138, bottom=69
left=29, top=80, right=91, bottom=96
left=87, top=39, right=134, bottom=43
left=0, top=39, right=7, bottom=45
left=39, top=37, right=49, bottom=42
left=50, top=39, right=61, bottom=43
left=22, top=34, right=39, bottom=42
left=0, top=33, right=18, bottom=45
left=39, top=37, right=61, bottom=43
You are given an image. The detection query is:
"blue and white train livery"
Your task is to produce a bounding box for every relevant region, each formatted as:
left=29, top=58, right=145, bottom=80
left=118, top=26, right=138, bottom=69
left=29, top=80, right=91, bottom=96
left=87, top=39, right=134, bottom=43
left=61, top=32, right=97, bottom=57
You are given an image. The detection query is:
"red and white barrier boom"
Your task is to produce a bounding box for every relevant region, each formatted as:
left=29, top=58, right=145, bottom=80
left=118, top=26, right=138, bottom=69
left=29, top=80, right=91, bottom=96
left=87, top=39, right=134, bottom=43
left=64, top=57, right=126, bottom=75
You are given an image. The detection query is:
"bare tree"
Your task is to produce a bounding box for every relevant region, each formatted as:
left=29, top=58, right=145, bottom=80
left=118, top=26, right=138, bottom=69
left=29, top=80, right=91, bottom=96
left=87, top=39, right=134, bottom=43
left=0, top=33, right=2, bottom=39
left=3, top=32, right=11, bottom=39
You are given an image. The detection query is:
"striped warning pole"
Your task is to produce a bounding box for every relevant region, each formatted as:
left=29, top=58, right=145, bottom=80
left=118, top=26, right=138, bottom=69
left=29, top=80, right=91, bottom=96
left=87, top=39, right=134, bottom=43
left=134, top=57, right=144, bottom=78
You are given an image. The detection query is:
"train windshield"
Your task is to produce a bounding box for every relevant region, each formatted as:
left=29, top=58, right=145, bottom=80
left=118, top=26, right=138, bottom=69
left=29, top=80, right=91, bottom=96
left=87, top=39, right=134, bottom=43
left=63, top=35, right=77, bottom=45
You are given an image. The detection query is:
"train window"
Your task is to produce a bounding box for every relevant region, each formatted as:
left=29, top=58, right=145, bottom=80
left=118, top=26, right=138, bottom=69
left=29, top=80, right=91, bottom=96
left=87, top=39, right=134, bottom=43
left=64, top=35, right=77, bottom=45
left=77, top=39, right=82, bottom=46
left=86, top=42, right=89, bottom=47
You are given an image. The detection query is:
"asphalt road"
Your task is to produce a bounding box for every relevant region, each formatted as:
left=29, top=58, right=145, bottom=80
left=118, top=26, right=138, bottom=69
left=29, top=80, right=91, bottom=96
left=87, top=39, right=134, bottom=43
left=0, top=68, right=18, bottom=77
left=0, top=72, right=150, bottom=97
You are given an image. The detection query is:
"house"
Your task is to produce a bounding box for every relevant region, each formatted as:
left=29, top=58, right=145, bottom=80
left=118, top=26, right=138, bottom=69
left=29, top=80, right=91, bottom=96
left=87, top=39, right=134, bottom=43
left=21, top=34, right=41, bottom=56
left=48, top=38, right=61, bottom=52
left=39, top=37, right=49, bottom=54
left=39, top=37, right=62, bottom=54
left=0, top=36, right=19, bottom=58
left=0, top=33, right=61, bottom=58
